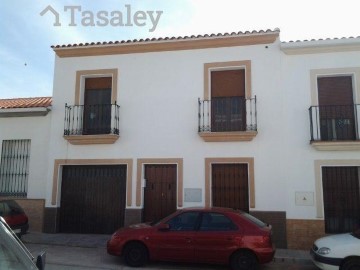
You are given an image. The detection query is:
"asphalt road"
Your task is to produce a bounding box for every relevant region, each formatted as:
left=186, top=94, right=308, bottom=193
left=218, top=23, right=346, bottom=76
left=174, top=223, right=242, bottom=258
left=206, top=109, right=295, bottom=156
left=26, top=243, right=319, bottom=270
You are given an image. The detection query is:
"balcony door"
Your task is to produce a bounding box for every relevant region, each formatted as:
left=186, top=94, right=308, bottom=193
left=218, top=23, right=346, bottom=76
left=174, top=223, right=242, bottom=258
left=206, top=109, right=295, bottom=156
left=318, top=76, right=356, bottom=140
left=211, top=69, right=246, bottom=132
left=83, top=77, right=112, bottom=135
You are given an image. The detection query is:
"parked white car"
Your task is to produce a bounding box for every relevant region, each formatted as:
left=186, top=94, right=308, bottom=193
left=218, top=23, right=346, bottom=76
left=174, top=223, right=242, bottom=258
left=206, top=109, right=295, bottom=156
left=310, top=231, right=360, bottom=270
left=0, top=217, right=45, bottom=269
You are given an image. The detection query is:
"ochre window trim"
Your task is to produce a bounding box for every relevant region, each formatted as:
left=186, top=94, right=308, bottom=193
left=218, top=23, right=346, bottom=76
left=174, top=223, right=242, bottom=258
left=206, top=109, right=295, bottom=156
left=204, top=60, right=252, bottom=100
left=136, top=158, right=183, bottom=208
left=200, top=61, right=257, bottom=142
left=205, top=157, right=255, bottom=208
left=51, top=159, right=133, bottom=207
left=310, top=68, right=360, bottom=150
left=75, top=69, right=118, bottom=105
left=65, top=69, right=120, bottom=145
left=64, top=134, right=119, bottom=145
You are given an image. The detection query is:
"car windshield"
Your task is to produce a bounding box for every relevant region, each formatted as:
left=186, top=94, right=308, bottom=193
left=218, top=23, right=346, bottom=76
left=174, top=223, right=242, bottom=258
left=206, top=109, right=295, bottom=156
left=241, top=212, right=267, bottom=228
left=0, top=219, right=37, bottom=270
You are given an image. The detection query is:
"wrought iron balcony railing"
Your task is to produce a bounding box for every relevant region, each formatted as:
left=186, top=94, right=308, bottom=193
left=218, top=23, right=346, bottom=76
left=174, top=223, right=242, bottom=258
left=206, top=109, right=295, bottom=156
left=309, top=104, right=360, bottom=141
left=198, top=96, right=257, bottom=132
left=64, top=103, right=120, bottom=136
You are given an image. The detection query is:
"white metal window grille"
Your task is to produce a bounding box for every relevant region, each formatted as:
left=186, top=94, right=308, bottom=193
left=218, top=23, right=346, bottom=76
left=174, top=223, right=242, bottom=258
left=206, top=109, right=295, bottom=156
left=0, top=140, right=31, bottom=197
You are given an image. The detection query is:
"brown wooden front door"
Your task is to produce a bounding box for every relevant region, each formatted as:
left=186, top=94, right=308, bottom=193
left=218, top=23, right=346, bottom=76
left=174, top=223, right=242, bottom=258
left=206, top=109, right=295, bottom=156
left=143, top=164, right=177, bottom=223
left=322, top=166, right=360, bottom=233
left=212, top=164, right=249, bottom=212
left=60, top=165, right=127, bottom=234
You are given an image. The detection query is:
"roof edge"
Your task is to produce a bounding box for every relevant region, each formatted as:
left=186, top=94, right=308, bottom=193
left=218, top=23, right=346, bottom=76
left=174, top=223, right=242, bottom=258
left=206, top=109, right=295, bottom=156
left=281, top=37, right=360, bottom=55
left=0, top=97, right=52, bottom=109
left=52, top=29, right=280, bottom=58
left=0, top=107, right=51, bottom=118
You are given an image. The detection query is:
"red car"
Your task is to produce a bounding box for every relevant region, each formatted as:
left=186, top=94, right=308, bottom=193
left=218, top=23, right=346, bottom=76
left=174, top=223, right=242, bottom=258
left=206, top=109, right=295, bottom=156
left=0, top=200, right=29, bottom=237
left=107, top=207, right=275, bottom=270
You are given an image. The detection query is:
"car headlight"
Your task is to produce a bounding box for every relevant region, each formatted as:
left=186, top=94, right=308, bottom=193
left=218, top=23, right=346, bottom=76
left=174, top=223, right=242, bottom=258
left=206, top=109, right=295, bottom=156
left=318, top=247, right=331, bottom=255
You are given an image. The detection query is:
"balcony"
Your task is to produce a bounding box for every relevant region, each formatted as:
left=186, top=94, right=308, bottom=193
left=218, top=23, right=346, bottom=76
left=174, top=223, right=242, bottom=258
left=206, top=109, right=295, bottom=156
left=198, top=96, right=257, bottom=142
left=63, top=103, right=120, bottom=145
left=309, top=104, right=360, bottom=150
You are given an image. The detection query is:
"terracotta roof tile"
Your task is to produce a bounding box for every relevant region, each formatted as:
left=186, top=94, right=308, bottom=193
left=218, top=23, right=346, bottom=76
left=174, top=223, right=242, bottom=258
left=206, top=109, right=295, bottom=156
left=0, top=97, right=52, bottom=109
left=283, top=36, right=360, bottom=43
left=51, top=29, right=280, bottom=48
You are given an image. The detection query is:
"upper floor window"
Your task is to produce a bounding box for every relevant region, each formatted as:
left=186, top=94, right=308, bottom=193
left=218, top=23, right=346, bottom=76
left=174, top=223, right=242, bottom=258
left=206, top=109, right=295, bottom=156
left=198, top=61, right=257, bottom=142
left=63, top=69, right=120, bottom=144
left=0, top=140, right=30, bottom=197
left=211, top=69, right=246, bottom=132
left=83, top=77, right=112, bottom=135
left=317, top=76, right=356, bottom=141
left=309, top=68, right=360, bottom=149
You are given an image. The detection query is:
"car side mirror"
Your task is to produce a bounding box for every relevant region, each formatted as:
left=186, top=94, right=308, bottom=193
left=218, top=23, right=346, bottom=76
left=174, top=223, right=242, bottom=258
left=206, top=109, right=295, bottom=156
left=158, top=223, right=170, bottom=231
left=36, top=252, right=46, bottom=270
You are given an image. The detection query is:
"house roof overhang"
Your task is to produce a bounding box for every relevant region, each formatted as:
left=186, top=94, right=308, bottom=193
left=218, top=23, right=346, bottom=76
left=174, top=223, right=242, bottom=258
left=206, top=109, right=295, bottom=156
left=0, top=107, right=51, bottom=117
left=52, top=29, right=280, bottom=58
left=281, top=37, right=360, bottom=55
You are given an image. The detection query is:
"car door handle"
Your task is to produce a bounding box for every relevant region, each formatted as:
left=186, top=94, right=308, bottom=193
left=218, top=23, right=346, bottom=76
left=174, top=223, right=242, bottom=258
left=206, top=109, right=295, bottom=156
left=185, top=238, right=192, bottom=243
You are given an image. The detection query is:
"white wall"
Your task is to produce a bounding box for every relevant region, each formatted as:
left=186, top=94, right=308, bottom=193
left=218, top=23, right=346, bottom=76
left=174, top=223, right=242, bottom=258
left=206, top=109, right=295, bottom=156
left=281, top=49, right=360, bottom=219
left=0, top=115, right=51, bottom=198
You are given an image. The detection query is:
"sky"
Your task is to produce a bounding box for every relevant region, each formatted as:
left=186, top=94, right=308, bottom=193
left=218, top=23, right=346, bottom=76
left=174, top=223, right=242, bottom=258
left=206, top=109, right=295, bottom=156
left=1, top=0, right=359, bottom=99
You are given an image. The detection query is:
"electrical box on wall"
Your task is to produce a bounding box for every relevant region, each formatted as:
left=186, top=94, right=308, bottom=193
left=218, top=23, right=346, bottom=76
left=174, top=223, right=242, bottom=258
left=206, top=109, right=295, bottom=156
left=295, top=192, right=314, bottom=206
left=184, top=188, right=202, bottom=202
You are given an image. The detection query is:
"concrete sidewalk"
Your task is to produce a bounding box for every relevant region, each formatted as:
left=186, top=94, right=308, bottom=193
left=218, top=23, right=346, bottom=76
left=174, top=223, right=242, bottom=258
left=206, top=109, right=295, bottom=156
left=22, top=232, right=313, bottom=265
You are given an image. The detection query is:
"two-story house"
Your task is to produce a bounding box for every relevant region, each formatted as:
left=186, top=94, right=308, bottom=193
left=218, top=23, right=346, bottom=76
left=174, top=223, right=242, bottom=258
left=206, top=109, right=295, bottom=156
left=1, top=29, right=359, bottom=249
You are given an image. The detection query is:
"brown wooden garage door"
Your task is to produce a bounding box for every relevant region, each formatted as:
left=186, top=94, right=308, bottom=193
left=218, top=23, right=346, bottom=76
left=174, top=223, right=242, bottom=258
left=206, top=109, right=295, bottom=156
left=212, top=164, right=249, bottom=212
left=60, top=165, right=127, bottom=234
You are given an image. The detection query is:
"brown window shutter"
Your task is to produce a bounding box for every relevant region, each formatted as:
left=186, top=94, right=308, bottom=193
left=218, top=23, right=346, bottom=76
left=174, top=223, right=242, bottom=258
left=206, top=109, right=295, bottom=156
left=85, top=77, right=112, bottom=90
left=211, top=70, right=245, bottom=98
left=318, top=76, right=353, bottom=106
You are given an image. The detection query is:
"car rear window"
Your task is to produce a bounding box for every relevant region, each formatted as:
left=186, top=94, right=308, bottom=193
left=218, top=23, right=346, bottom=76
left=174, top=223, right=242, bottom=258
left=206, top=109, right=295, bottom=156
left=241, top=212, right=267, bottom=228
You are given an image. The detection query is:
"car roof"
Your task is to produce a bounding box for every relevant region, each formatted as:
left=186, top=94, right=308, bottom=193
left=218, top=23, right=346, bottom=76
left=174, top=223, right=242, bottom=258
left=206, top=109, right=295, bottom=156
left=177, top=207, right=242, bottom=214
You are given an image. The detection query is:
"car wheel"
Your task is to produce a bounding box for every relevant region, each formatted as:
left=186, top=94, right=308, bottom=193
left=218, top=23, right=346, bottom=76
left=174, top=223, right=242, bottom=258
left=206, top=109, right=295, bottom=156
left=230, top=250, right=258, bottom=270
left=342, top=258, right=360, bottom=270
left=123, top=242, right=148, bottom=267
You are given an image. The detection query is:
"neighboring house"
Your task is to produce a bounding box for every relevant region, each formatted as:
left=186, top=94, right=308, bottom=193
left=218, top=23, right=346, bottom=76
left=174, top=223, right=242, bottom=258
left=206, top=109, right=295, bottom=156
left=0, top=97, right=52, bottom=231
left=1, top=29, right=360, bottom=249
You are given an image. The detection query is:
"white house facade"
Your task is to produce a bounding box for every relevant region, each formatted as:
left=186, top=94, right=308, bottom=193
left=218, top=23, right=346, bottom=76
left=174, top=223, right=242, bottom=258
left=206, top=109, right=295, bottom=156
left=1, top=29, right=360, bottom=249
left=0, top=97, right=52, bottom=231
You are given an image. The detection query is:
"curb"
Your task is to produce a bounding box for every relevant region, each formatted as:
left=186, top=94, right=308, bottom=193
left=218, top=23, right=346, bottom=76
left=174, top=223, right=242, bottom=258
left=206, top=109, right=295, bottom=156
left=273, top=256, right=313, bottom=265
